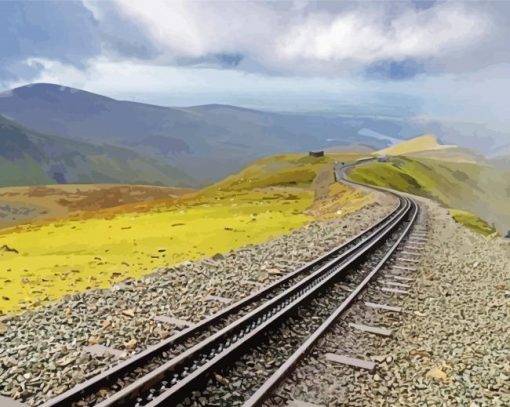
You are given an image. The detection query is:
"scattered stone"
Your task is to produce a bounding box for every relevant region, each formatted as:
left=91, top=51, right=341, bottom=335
left=2, top=356, right=18, bottom=367
left=212, top=253, right=225, bottom=261
left=214, top=373, right=229, bottom=386
left=426, top=367, right=449, bottom=382
left=56, top=355, right=76, bottom=367
left=409, top=349, right=431, bottom=359
left=124, top=338, right=137, bottom=349
left=121, top=309, right=135, bottom=318
left=88, top=336, right=100, bottom=345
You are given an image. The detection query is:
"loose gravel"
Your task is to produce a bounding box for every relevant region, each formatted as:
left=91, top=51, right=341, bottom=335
left=271, top=199, right=509, bottom=406
left=0, top=200, right=394, bottom=406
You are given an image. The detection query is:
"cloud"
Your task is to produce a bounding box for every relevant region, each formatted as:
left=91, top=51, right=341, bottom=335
left=82, top=0, right=160, bottom=60
left=0, top=0, right=506, bottom=80
left=0, top=1, right=100, bottom=82
left=274, top=4, right=488, bottom=73
left=96, top=0, right=495, bottom=76
left=102, top=0, right=279, bottom=68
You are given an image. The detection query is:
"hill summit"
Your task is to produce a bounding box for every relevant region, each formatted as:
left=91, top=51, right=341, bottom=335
left=376, top=134, right=485, bottom=164
left=376, top=134, right=454, bottom=156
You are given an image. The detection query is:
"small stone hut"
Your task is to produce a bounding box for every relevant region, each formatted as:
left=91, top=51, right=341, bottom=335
left=309, top=150, right=324, bottom=157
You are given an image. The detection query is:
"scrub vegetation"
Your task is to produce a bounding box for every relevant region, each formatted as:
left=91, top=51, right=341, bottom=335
left=0, top=153, right=367, bottom=314
left=0, top=184, right=192, bottom=229
left=449, top=209, right=496, bottom=236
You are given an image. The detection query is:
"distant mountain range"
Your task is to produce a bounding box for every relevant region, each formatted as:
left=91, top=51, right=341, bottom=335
left=0, top=115, right=193, bottom=187
left=0, top=83, right=405, bottom=185
left=0, top=83, right=508, bottom=188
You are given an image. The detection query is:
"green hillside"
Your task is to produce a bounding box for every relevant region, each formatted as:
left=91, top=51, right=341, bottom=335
left=209, top=153, right=342, bottom=191
left=450, top=209, right=496, bottom=236
left=349, top=156, right=509, bottom=235
left=0, top=115, right=194, bottom=187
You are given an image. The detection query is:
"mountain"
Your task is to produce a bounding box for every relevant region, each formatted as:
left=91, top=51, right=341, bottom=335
left=0, top=83, right=401, bottom=183
left=0, top=115, right=193, bottom=187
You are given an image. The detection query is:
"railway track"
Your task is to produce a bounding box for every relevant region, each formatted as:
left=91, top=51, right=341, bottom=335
left=41, top=161, right=419, bottom=407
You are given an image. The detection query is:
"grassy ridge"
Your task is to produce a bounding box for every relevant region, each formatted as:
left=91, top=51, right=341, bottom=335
left=210, top=154, right=335, bottom=191
left=377, top=134, right=450, bottom=156
left=0, top=153, right=367, bottom=314
left=349, top=156, right=509, bottom=235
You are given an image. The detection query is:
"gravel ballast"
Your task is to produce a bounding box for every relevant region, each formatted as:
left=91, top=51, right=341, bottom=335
left=0, top=200, right=394, bottom=406
left=195, top=219, right=411, bottom=407
left=272, top=198, right=509, bottom=406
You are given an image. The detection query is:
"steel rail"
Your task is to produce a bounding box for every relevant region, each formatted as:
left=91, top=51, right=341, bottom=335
left=337, top=159, right=402, bottom=199
left=41, top=175, right=404, bottom=407
left=112, top=197, right=412, bottom=406
left=243, top=160, right=418, bottom=407
left=243, top=198, right=419, bottom=406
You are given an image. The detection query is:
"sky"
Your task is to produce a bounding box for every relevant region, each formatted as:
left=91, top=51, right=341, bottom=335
left=1, top=0, right=510, bottom=132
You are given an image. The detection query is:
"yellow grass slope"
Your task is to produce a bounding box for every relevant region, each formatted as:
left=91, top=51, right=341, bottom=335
left=376, top=134, right=483, bottom=164
left=0, top=153, right=369, bottom=314
left=376, top=134, right=454, bottom=156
